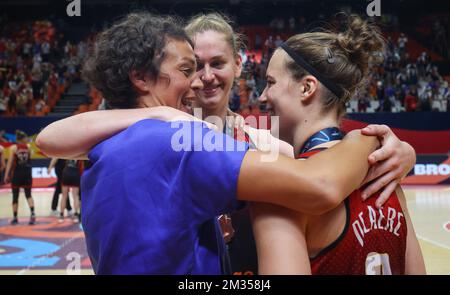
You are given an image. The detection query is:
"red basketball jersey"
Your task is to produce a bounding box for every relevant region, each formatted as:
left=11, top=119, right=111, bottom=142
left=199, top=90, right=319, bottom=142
left=14, top=143, right=30, bottom=167
left=299, top=148, right=407, bottom=275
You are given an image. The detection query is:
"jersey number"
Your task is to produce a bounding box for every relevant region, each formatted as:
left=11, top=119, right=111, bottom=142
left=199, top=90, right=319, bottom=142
left=17, top=152, right=29, bottom=165
left=365, top=252, right=392, bottom=275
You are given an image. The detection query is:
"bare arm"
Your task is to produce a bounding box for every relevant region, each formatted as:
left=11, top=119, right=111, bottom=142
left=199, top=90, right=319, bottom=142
left=395, top=186, right=426, bottom=274
left=35, top=107, right=208, bottom=159
left=250, top=202, right=310, bottom=274
left=47, top=158, right=58, bottom=175
left=3, top=145, right=16, bottom=183
left=245, top=123, right=415, bottom=208
left=237, top=130, right=379, bottom=214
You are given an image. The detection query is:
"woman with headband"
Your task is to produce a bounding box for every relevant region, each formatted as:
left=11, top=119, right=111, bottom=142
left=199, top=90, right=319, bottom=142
left=252, top=15, right=425, bottom=274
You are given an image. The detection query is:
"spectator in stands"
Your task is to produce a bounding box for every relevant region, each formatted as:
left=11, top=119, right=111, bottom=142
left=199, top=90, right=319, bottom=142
left=254, top=34, right=262, bottom=51
left=406, top=63, right=418, bottom=85
left=229, top=84, right=240, bottom=112
left=16, top=88, right=30, bottom=116
left=34, top=97, right=46, bottom=114
left=404, top=89, right=418, bottom=112
left=264, top=35, right=275, bottom=57
left=246, top=74, right=256, bottom=92
left=41, top=40, right=51, bottom=62
left=31, top=68, right=43, bottom=100
left=447, top=93, right=450, bottom=112
left=396, top=70, right=407, bottom=86
left=276, top=18, right=285, bottom=32
left=358, top=96, right=369, bottom=113
left=288, top=16, right=296, bottom=31
left=6, top=89, right=17, bottom=115
left=440, top=81, right=449, bottom=104
left=22, top=39, right=32, bottom=59
left=419, top=85, right=433, bottom=111
left=0, top=92, right=6, bottom=115
left=32, top=53, right=42, bottom=72
left=0, top=38, right=6, bottom=59
left=417, top=52, right=429, bottom=77
left=397, top=33, right=408, bottom=55
left=429, top=65, right=442, bottom=82
left=0, top=71, right=5, bottom=89
left=376, top=81, right=385, bottom=111
left=275, top=35, right=283, bottom=48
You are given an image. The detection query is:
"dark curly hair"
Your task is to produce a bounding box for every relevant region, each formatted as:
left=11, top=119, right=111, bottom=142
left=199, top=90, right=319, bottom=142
left=82, top=12, right=192, bottom=109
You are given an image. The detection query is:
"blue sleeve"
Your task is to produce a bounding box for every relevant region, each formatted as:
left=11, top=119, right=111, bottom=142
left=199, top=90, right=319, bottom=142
left=170, top=121, right=249, bottom=222
left=86, top=119, right=249, bottom=226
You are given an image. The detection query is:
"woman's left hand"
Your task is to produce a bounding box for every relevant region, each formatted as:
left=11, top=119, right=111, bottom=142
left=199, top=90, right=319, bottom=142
left=360, top=124, right=416, bottom=208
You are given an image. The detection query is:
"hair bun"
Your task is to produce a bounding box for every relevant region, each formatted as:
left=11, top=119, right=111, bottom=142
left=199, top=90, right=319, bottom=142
left=335, top=15, right=384, bottom=76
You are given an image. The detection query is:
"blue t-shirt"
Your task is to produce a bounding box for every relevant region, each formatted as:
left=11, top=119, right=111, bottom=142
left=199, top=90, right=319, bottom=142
left=81, top=119, right=249, bottom=274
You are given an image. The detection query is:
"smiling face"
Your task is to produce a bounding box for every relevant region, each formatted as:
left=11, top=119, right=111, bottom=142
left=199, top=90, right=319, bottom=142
left=142, top=39, right=199, bottom=113
left=259, top=49, right=303, bottom=143
left=192, top=30, right=242, bottom=114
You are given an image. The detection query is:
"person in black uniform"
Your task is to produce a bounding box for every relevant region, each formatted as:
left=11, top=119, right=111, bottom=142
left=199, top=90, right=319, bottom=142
left=59, top=159, right=81, bottom=223
left=48, top=158, right=72, bottom=216
left=3, top=131, right=36, bottom=225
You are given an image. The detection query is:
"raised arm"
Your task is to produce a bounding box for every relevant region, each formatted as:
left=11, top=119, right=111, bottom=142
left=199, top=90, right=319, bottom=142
left=36, top=107, right=205, bottom=159
left=237, top=130, right=379, bottom=215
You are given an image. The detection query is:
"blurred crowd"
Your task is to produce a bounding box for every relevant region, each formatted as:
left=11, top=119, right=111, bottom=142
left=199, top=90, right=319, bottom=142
left=0, top=20, right=86, bottom=117
left=233, top=31, right=450, bottom=114
left=1, top=15, right=449, bottom=118
left=352, top=33, right=449, bottom=113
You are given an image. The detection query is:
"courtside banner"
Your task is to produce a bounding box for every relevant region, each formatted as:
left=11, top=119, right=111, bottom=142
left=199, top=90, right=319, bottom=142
left=402, top=155, right=450, bottom=185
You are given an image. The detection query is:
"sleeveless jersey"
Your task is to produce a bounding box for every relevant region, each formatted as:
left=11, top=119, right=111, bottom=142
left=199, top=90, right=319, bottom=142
left=299, top=148, right=407, bottom=275
left=14, top=144, right=31, bottom=168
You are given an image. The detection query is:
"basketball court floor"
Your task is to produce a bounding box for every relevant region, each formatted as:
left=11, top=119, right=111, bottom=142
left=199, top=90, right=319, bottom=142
left=0, top=185, right=448, bottom=275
